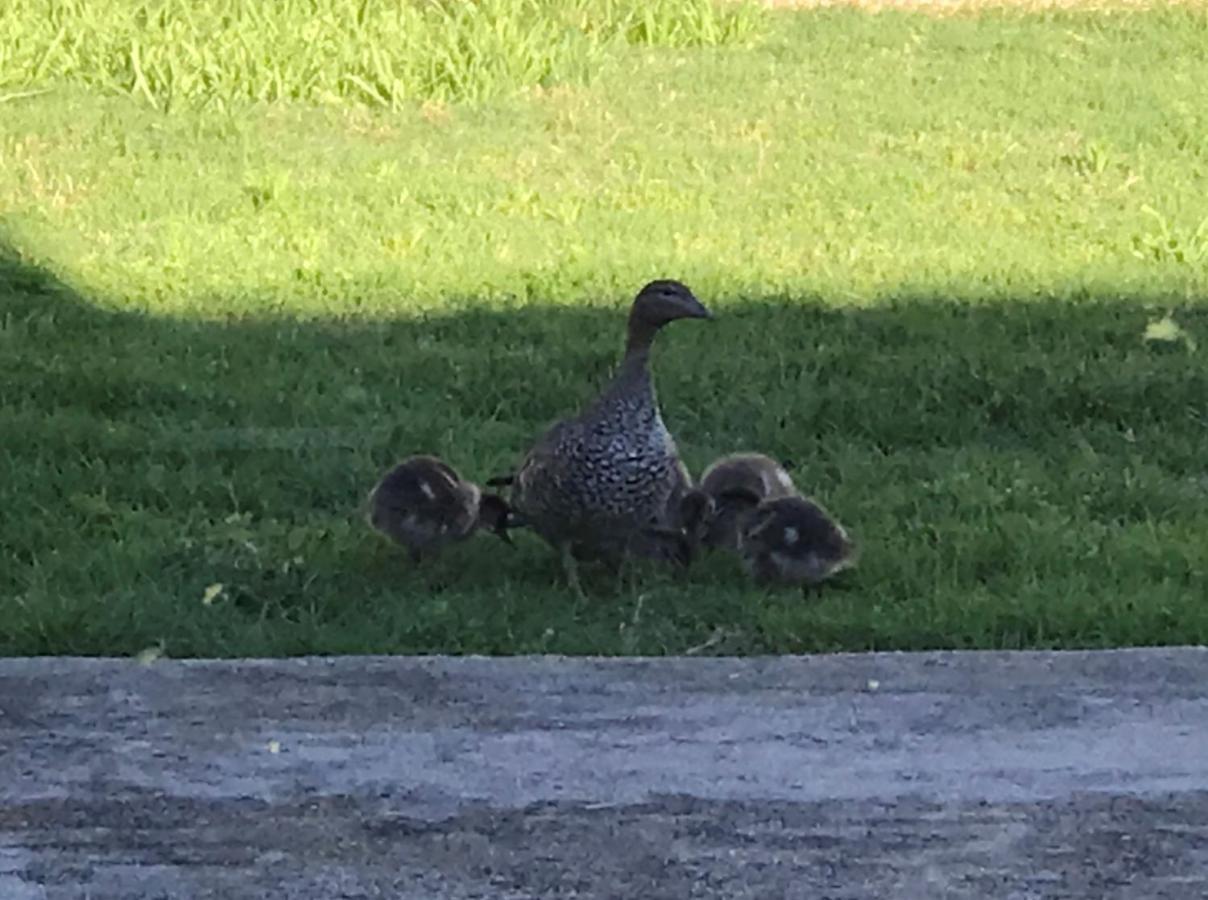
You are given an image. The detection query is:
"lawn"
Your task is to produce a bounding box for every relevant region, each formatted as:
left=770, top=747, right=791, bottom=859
left=2, top=1, right=1207, bottom=658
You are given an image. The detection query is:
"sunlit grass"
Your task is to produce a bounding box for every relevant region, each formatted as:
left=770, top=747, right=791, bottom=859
left=1, top=5, right=1207, bottom=657
left=0, top=0, right=763, bottom=109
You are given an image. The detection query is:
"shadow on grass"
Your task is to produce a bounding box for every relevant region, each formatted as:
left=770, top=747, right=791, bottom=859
left=3, top=236, right=1207, bottom=657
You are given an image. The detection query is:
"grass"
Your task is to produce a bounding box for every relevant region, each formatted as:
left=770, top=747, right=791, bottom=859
left=0, top=0, right=762, bottom=109
left=2, top=3, right=1208, bottom=658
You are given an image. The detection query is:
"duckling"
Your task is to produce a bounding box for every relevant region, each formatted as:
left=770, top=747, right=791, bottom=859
left=366, top=455, right=512, bottom=564
left=732, top=491, right=856, bottom=589
left=679, top=452, right=798, bottom=553
left=505, top=279, right=712, bottom=595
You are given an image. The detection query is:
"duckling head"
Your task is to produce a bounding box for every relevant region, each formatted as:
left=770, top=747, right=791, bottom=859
left=476, top=492, right=516, bottom=545
left=679, top=488, right=716, bottom=547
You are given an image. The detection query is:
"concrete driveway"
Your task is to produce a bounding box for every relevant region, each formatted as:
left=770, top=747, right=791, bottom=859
left=2, top=648, right=1206, bottom=898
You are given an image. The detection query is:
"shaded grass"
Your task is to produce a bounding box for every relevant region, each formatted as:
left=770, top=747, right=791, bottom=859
left=1, top=6, right=1207, bottom=657
left=4, top=244, right=1206, bottom=657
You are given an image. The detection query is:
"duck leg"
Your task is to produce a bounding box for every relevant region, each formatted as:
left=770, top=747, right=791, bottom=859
left=560, top=542, right=588, bottom=601
left=611, top=552, right=639, bottom=595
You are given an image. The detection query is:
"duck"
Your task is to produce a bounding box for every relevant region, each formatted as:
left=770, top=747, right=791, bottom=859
left=678, top=452, right=798, bottom=553
left=366, top=455, right=513, bottom=563
left=731, top=491, right=856, bottom=589
left=503, top=279, right=711, bottom=593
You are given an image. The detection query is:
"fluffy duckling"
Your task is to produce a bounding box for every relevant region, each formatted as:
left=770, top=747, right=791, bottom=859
left=679, top=452, right=798, bottom=553
left=367, top=455, right=512, bottom=563
left=730, top=490, right=856, bottom=589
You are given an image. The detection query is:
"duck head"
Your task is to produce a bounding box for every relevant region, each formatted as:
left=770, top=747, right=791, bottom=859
left=626, top=279, right=712, bottom=352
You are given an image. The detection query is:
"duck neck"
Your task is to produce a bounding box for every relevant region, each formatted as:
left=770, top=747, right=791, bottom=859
left=625, top=315, right=659, bottom=358
left=599, top=321, right=658, bottom=403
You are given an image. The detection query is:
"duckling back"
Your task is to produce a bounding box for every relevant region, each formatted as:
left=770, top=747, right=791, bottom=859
left=737, top=495, right=855, bottom=587
left=367, top=455, right=482, bottom=560
left=699, top=452, right=796, bottom=499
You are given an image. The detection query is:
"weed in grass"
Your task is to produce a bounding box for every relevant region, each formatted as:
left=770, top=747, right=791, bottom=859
left=1131, top=206, right=1208, bottom=269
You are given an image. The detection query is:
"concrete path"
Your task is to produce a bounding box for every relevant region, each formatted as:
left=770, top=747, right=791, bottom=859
left=2, top=648, right=1207, bottom=899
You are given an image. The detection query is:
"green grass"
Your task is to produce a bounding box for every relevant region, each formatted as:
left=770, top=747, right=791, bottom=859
left=0, top=0, right=762, bottom=109
left=2, top=4, right=1208, bottom=658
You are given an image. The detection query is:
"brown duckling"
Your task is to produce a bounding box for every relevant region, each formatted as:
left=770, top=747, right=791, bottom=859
left=679, top=452, right=798, bottom=553
left=367, top=455, right=512, bottom=563
left=728, top=490, right=856, bottom=589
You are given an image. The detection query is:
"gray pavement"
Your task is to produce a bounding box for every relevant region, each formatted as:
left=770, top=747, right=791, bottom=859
left=2, top=648, right=1207, bottom=898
